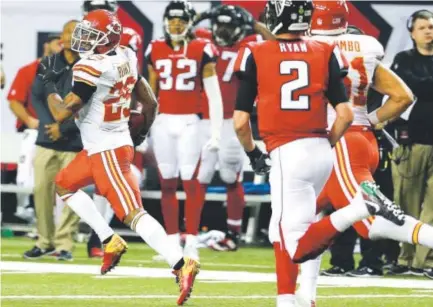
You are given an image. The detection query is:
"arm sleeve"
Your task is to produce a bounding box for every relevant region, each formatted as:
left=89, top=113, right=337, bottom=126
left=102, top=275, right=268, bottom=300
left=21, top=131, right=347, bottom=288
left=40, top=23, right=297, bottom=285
left=325, top=52, right=349, bottom=107
left=71, top=81, right=97, bottom=104
left=235, top=51, right=257, bottom=114
left=201, top=43, right=218, bottom=67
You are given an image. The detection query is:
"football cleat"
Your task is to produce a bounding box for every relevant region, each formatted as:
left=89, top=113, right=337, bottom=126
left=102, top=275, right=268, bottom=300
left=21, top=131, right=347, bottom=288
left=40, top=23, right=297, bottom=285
left=360, top=181, right=405, bottom=226
left=173, top=257, right=200, bottom=305
left=100, top=234, right=128, bottom=275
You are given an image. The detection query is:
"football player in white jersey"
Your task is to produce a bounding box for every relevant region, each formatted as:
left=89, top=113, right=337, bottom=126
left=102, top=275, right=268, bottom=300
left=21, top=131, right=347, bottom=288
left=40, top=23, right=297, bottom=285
left=276, top=2, right=433, bottom=306
left=41, top=10, right=199, bottom=305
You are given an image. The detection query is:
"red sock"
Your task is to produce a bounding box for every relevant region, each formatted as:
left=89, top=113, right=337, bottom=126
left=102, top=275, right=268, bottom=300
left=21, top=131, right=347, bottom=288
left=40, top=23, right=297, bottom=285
left=274, top=242, right=298, bottom=295
left=183, top=179, right=203, bottom=235
left=293, top=216, right=339, bottom=263
left=160, top=178, right=179, bottom=235
left=226, top=182, right=245, bottom=233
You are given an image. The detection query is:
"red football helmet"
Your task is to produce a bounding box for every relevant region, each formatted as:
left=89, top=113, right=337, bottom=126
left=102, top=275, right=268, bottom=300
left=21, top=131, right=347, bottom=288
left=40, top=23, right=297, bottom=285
left=72, top=9, right=122, bottom=57
left=310, top=0, right=349, bottom=36
left=120, top=27, right=142, bottom=53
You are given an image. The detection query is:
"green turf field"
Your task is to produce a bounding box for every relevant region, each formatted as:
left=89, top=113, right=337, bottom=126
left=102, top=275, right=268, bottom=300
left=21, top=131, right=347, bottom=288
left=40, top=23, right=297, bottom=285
left=1, top=237, right=433, bottom=306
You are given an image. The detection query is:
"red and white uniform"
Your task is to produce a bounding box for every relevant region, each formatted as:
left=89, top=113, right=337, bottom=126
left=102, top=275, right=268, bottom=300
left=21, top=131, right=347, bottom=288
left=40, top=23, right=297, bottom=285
left=314, top=34, right=385, bottom=238
left=198, top=34, right=263, bottom=184
left=56, top=47, right=141, bottom=221
left=146, top=38, right=216, bottom=180
left=236, top=38, right=348, bottom=254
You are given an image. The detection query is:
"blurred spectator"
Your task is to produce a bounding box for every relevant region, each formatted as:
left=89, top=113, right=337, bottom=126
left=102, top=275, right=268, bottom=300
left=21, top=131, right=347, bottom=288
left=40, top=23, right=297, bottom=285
left=4, top=34, right=61, bottom=223
left=7, top=34, right=61, bottom=132
left=0, top=63, right=5, bottom=89
left=23, top=20, right=81, bottom=261
left=387, top=10, right=433, bottom=279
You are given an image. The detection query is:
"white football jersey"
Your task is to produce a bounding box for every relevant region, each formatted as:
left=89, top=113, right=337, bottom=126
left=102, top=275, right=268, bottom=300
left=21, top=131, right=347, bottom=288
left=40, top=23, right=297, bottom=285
left=72, top=47, right=138, bottom=155
left=314, top=34, right=384, bottom=127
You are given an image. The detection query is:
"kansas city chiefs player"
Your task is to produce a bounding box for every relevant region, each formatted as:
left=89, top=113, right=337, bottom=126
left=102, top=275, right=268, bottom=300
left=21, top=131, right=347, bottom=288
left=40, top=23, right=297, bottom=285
left=193, top=5, right=264, bottom=251
left=146, top=0, right=223, bottom=261
left=42, top=9, right=199, bottom=305
left=82, top=0, right=144, bottom=259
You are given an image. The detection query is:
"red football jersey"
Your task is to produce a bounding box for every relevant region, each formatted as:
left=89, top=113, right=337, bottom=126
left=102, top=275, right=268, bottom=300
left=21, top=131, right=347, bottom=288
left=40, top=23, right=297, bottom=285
left=146, top=38, right=216, bottom=115
left=236, top=38, right=343, bottom=153
left=201, top=34, right=263, bottom=119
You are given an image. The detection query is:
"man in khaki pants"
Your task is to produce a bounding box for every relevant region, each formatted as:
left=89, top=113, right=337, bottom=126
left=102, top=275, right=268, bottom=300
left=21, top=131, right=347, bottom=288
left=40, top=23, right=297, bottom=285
left=388, top=10, right=433, bottom=279
left=23, top=20, right=82, bottom=261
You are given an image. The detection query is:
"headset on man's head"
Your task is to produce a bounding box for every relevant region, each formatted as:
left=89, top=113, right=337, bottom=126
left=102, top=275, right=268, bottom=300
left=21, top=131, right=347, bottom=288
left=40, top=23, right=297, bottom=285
left=407, top=9, right=433, bottom=31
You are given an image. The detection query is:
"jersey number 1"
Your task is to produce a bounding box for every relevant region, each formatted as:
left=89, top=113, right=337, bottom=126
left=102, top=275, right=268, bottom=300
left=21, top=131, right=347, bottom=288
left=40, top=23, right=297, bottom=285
left=280, top=61, right=310, bottom=110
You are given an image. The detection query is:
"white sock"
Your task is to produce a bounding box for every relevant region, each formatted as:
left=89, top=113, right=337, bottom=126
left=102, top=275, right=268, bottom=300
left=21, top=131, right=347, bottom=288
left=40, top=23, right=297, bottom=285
left=330, top=191, right=370, bottom=232
left=133, top=213, right=183, bottom=268
left=184, top=234, right=199, bottom=261
left=298, top=255, right=321, bottom=302
left=54, top=195, right=65, bottom=226
left=369, top=215, right=433, bottom=249
left=65, top=190, right=114, bottom=242
left=93, top=194, right=114, bottom=222
left=277, top=294, right=295, bottom=307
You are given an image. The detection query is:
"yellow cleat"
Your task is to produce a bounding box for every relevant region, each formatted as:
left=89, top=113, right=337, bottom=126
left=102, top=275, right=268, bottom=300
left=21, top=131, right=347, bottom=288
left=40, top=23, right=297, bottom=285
left=100, top=234, right=128, bottom=275
left=173, top=257, right=200, bottom=305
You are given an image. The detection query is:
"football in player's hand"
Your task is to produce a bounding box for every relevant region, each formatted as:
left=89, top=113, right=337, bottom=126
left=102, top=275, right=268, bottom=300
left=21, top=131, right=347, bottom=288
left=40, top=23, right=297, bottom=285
left=128, top=110, right=145, bottom=141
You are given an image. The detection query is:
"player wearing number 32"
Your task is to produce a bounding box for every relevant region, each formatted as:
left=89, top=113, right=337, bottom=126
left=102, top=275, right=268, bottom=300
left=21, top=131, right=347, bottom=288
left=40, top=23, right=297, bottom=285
left=42, top=9, right=199, bottom=306
left=145, top=0, right=223, bottom=261
left=234, top=1, right=407, bottom=306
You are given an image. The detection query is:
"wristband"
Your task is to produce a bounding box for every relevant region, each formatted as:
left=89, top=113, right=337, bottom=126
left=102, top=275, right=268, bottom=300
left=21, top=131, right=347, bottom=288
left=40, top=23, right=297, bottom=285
left=246, top=146, right=262, bottom=159
left=367, top=110, right=380, bottom=125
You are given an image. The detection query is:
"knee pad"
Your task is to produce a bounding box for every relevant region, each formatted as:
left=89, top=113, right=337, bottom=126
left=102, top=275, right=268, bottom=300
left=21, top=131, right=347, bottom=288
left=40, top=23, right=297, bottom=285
left=180, top=165, right=196, bottom=181
left=158, top=163, right=178, bottom=179
left=219, top=168, right=238, bottom=184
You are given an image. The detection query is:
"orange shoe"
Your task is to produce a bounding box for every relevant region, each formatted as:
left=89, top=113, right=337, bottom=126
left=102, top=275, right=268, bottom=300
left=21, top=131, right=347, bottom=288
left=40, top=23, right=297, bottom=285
left=173, top=257, right=200, bottom=305
left=89, top=247, right=104, bottom=258
left=100, top=234, right=128, bottom=275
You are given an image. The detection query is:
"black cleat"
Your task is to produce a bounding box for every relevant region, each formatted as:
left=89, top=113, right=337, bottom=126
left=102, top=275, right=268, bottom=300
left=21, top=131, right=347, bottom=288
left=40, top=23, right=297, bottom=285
left=23, top=246, right=55, bottom=259
left=346, top=266, right=383, bottom=278
left=320, top=266, right=351, bottom=277
left=360, top=181, right=405, bottom=226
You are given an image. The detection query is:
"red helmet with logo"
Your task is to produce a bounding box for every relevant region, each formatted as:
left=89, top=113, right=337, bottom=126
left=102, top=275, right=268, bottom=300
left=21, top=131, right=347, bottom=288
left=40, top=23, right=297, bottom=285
left=120, top=27, right=142, bottom=53
left=72, top=9, right=122, bottom=57
left=310, top=0, right=349, bottom=36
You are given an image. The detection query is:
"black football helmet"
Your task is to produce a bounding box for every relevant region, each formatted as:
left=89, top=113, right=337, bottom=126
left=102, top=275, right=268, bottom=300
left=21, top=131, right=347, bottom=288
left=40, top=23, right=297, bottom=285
left=163, top=1, right=193, bottom=42
left=265, top=0, right=313, bottom=35
left=347, top=25, right=365, bottom=35
left=82, top=0, right=118, bottom=14
left=211, top=5, right=247, bottom=47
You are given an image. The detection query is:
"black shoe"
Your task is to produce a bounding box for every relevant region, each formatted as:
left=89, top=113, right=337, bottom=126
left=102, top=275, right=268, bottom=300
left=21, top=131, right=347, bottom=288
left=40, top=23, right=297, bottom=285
left=424, top=268, right=433, bottom=279
left=57, top=250, right=73, bottom=261
left=23, top=246, right=55, bottom=259
left=320, top=266, right=351, bottom=277
left=346, top=266, right=383, bottom=277
left=360, top=181, right=405, bottom=226
left=386, top=264, right=411, bottom=276
left=410, top=267, right=425, bottom=277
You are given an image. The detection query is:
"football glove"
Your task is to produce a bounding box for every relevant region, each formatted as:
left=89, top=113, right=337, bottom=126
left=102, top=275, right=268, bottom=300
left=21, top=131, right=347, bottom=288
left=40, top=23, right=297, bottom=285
left=246, top=146, right=271, bottom=175
left=38, top=55, right=67, bottom=85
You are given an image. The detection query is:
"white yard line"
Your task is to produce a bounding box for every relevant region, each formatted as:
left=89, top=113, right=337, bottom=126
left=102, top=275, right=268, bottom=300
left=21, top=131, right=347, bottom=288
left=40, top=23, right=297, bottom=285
left=2, top=261, right=433, bottom=289
left=2, top=294, right=433, bottom=300
left=0, top=253, right=273, bottom=269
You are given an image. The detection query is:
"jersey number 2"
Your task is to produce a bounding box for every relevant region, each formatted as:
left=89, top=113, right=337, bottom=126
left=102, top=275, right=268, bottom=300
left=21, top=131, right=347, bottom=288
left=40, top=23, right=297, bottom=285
left=280, top=61, right=310, bottom=110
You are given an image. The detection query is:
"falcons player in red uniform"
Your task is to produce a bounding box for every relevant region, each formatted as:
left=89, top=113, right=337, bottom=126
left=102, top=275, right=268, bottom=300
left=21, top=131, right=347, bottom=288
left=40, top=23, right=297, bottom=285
left=192, top=5, right=264, bottom=251
left=146, top=1, right=223, bottom=261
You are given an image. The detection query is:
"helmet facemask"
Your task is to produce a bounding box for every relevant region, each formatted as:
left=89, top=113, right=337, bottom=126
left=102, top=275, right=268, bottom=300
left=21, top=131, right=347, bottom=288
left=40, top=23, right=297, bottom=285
left=164, top=15, right=192, bottom=42
left=71, top=20, right=120, bottom=58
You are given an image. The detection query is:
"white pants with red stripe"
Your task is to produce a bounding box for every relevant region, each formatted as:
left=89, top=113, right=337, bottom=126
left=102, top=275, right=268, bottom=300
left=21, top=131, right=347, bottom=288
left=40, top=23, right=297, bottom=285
left=150, top=114, right=201, bottom=180
left=197, top=119, right=245, bottom=184
left=268, top=138, right=333, bottom=257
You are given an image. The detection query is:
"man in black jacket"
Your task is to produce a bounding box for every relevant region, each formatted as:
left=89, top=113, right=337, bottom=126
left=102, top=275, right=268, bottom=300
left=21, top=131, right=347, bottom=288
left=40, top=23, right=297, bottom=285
left=23, top=20, right=82, bottom=261
left=388, top=10, right=433, bottom=279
